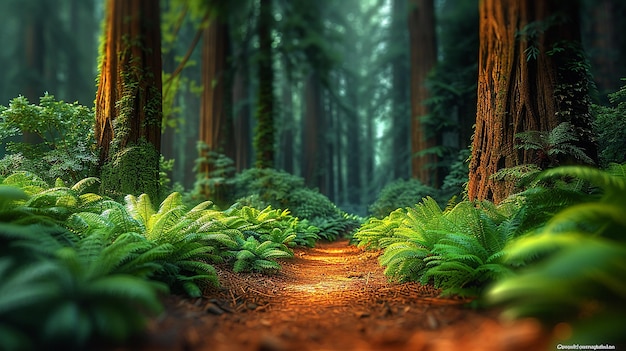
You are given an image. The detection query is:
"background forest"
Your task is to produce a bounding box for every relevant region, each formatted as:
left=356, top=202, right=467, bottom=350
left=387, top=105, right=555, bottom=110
left=0, top=0, right=625, bottom=214
left=1, top=0, right=626, bottom=349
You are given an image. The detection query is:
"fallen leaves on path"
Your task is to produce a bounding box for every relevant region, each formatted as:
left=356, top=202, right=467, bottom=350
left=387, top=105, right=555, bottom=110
left=118, top=240, right=550, bottom=351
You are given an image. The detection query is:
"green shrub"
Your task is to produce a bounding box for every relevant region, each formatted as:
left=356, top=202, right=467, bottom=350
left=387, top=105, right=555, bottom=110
left=593, top=80, right=626, bottom=167
left=0, top=94, right=97, bottom=184
left=355, top=197, right=519, bottom=297
left=368, top=178, right=438, bottom=219
left=230, top=168, right=360, bottom=240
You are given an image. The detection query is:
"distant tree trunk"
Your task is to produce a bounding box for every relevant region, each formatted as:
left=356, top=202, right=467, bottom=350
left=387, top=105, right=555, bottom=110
left=198, top=18, right=234, bottom=200
left=391, top=0, right=410, bottom=180
left=233, top=64, right=252, bottom=172
left=587, top=0, right=624, bottom=97
left=254, top=0, right=275, bottom=168
left=95, top=0, right=163, bottom=199
left=326, top=90, right=336, bottom=202
left=468, top=0, right=597, bottom=203
left=22, top=3, right=47, bottom=145
left=280, top=73, right=295, bottom=173
left=302, top=72, right=326, bottom=193
left=408, top=0, right=438, bottom=186
left=345, top=74, right=361, bottom=206
left=68, top=0, right=96, bottom=105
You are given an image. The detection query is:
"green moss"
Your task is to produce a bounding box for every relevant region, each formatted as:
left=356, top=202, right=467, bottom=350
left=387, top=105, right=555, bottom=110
left=101, top=140, right=160, bottom=201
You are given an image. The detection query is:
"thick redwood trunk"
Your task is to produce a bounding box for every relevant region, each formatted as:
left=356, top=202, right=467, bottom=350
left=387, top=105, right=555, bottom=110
left=468, top=0, right=596, bottom=203
left=95, top=0, right=163, bottom=198
left=95, top=0, right=162, bottom=160
left=199, top=19, right=234, bottom=165
left=198, top=18, right=234, bottom=200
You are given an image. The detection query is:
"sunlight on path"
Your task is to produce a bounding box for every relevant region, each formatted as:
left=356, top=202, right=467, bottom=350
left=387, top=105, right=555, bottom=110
left=280, top=240, right=383, bottom=307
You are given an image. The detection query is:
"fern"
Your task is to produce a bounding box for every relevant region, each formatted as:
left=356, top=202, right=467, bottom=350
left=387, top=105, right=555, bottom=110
left=487, top=164, right=626, bottom=346
left=231, top=236, right=292, bottom=273
left=515, top=122, right=594, bottom=168
left=356, top=195, right=520, bottom=297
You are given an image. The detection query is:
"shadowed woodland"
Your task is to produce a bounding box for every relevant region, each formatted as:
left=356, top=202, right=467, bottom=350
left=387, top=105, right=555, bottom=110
left=0, top=0, right=625, bottom=350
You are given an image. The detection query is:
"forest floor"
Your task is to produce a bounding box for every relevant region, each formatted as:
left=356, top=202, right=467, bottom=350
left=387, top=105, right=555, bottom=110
left=118, top=239, right=552, bottom=351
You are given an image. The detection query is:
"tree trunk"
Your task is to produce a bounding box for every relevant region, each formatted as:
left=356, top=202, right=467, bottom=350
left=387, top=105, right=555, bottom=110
left=302, top=72, right=326, bottom=193
left=280, top=72, right=295, bottom=173
left=408, top=0, right=438, bottom=186
left=587, top=0, right=624, bottom=97
left=468, top=0, right=597, bottom=203
left=198, top=18, right=234, bottom=200
left=95, top=0, right=163, bottom=199
left=233, top=64, right=252, bottom=172
left=254, top=0, right=275, bottom=168
left=391, top=0, right=410, bottom=180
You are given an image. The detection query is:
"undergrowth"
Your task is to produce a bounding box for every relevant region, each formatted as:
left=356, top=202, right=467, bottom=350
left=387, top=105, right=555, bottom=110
left=0, top=169, right=319, bottom=348
left=355, top=163, right=626, bottom=346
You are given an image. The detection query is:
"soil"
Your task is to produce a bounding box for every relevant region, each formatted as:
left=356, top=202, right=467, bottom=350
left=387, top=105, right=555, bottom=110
left=119, top=239, right=551, bottom=351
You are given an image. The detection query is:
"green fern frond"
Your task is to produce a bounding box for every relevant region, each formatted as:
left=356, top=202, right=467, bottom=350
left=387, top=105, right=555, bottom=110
left=1, top=171, right=49, bottom=196
left=547, top=122, right=578, bottom=147
left=260, top=248, right=292, bottom=260
left=235, top=249, right=256, bottom=261
left=537, top=165, right=626, bottom=194
left=0, top=185, right=29, bottom=211
left=188, top=200, right=214, bottom=213
left=252, top=259, right=281, bottom=272
left=70, top=177, right=100, bottom=194
left=125, top=194, right=156, bottom=227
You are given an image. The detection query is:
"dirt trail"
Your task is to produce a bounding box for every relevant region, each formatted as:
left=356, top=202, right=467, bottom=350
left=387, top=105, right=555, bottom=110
left=123, top=240, right=548, bottom=351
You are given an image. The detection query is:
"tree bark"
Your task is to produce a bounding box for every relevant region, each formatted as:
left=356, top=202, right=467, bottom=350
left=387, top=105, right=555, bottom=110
left=302, top=72, right=326, bottom=193
left=468, top=0, right=597, bottom=203
left=233, top=64, right=252, bottom=172
left=95, top=0, right=163, bottom=199
left=408, top=0, right=438, bottom=186
left=391, top=0, right=411, bottom=180
left=254, top=0, right=275, bottom=168
left=198, top=17, right=234, bottom=200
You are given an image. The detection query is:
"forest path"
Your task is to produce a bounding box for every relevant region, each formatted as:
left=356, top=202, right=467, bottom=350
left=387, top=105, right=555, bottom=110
left=123, top=240, right=547, bottom=351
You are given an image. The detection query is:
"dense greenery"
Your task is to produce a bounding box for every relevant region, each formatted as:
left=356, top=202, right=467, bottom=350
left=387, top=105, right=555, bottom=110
left=1, top=0, right=624, bottom=349
left=0, top=94, right=97, bottom=183
left=0, top=169, right=323, bottom=348
left=229, top=168, right=361, bottom=241
left=487, top=164, right=626, bottom=346
left=593, top=80, right=626, bottom=167
left=354, top=163, right=626, bottom=345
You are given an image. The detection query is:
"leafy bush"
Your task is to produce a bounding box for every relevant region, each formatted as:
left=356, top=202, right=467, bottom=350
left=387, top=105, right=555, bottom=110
left=355, top=197, right=519, bottom=297
left=368, top=178, right=438, bottom=219
left=224, top=204, right=319, bottom=248
left=439, top=148, right=470, bottom=201
left=487, top=165, right=626, bottom=346
left=593, top=80, right=626, bottom=167
left=230, top=168, right=360, bottom=239
left=0, top=94, right=97, bottom=183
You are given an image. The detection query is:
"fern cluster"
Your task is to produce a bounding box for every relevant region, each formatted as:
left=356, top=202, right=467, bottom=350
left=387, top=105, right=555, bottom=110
left=487, top=164, right=626, bottom=346
left=0, top=170, right=315, bottom=348
left=0, top=186, right=164, bottom=350
left=355, top=197, right=520, bottom=297
left=230, top=168, right=360, bottom=240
